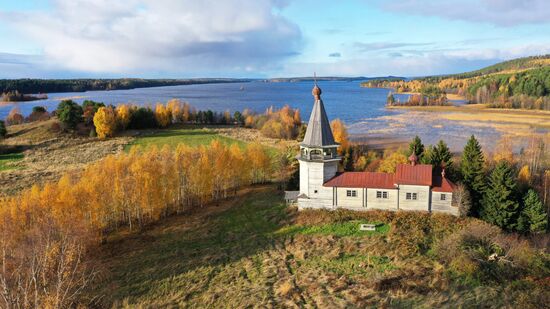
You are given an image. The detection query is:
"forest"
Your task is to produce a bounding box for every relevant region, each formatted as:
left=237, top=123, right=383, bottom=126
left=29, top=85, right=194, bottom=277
left=0, top=140, right=273, bottom=307
left=0, top=78, right=249, bottom=97
left=362, top=55, right=550, bottom=110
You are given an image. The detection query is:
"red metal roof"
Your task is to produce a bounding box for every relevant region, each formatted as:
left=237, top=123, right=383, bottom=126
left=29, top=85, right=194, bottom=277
left=323, top=164, right=455, bottom=190
left=324, top=172, right=396, bottom=189
left=395, top=164, right=433, bottom=186
left=432, top=175, right=456, bottom=193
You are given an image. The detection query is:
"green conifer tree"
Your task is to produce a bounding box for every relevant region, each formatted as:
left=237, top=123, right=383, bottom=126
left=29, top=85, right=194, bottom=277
left=424, top=140, right=452, bottom=168
left=480, top=161, right=519, bottom=230
left=461, top=135, right=485, bottom=216
left=407, top=135, right=424, bottom=158
left=520, top=189, right=548, bottom=233
left=343, top=146, right=354, bottom=171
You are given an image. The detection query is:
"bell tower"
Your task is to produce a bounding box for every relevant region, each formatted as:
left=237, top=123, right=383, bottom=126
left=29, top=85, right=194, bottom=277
left=297, top=80, right=340, bottom=207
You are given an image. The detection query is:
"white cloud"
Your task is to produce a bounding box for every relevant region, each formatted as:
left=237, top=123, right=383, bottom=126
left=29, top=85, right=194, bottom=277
left=379, top=0, right=550, bottom=27
left=2, top=0, right=301, bottom=76
left=281, top=43, right=550, bottom=77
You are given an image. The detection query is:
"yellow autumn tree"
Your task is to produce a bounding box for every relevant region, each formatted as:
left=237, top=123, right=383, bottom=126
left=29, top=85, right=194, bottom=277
left=155, top=103, right=171, bottom=128
left=378, top=151, right=408, bottom=173
left=518, top=165, right=531, bottom=184
left=93, top=106, right=118, bottom=139
left=116, top=104, right=131, bottom=130
left=330, top=118, right=349, bottom=154
left=167, top=99, right=183, bottom=123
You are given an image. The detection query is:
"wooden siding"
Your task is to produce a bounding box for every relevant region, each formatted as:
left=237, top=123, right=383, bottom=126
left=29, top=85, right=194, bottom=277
left=366, top=188, right=398, bottom=210
left=398, top=185, right=430, bottom=211
left=336, top=187, right=364, bottom=208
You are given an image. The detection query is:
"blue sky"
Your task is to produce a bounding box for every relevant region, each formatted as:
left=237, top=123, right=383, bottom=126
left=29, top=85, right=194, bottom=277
left=0, top=0, right=549, bottom=78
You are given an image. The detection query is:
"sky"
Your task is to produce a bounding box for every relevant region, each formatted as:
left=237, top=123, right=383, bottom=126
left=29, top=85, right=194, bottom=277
left=0, top=0, right=549, bottom=78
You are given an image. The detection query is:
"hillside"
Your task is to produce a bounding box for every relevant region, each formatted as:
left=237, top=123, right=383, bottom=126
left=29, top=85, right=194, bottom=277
left=89, top=185, right=549, bottom=308
left=420, top=54, right=550, bottom=81
left=362, top=55, right=550, bottom=110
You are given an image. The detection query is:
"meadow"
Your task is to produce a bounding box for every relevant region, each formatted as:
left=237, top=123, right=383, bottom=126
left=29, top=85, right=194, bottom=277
left=90, top=185, right=548, bottom=308
left=0, top=153, right=23, bottom=171
left=124, top=126, right=248, bottom=151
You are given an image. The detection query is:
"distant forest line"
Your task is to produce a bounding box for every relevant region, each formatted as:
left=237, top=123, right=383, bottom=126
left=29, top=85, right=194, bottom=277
left=0, top=78, right=250, bottom=96
left=363, top=55, right=550, bottom=110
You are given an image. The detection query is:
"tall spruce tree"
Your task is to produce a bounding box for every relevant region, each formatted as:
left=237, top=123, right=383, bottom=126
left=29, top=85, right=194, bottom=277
left=408, top=135, right=425, bottom=158
left=424, top=140, right=452, bottom=168
left=480, top=161, right=520, bottom=230
left=520, top=189, right=548, bottom=233
left=461, top=135, right=486, bottom=216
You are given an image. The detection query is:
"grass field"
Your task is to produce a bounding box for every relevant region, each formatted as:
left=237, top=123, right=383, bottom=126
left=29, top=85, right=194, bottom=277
left=0, top=152, right=23, bottom=171
left=91, top=186, right=547, bottom=308
left=124, top=127, right=248, bottom=151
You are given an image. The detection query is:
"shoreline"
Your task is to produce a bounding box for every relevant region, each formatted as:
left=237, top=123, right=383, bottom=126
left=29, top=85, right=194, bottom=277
left=386, top=104, right=550, bottom=129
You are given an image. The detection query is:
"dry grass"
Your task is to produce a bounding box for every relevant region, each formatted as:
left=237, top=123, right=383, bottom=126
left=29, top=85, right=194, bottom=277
left=88, top=186, right=549, bottom=308
left=215, top=126, right=299, bottom=150
left=0, top=121, right=278, bottom=196
left=0, top=119, right=132, bottom=195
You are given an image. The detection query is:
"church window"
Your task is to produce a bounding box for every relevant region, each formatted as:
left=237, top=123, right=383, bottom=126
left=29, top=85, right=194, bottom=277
left=406, top=193, right=418, bottom=200
left=377, top=191, right=388, bottom=199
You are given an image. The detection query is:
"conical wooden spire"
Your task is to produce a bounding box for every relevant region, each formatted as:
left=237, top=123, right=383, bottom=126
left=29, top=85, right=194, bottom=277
left=301, top=82, right=337, bottom=147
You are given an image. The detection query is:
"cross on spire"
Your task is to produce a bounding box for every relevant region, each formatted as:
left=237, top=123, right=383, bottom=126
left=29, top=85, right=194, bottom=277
left=314, top=72, right=317, bottom=86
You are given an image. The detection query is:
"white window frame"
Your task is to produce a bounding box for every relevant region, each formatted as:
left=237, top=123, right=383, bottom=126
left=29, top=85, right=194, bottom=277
left=376, top=191, right=389, bottom=199
left=412, top=193, right=417, bottom=200
left=347, top=190, right=357, bottom=197
left=440, top=193, right=446, bottom=201
left=406, top=193, right=412, bottom=200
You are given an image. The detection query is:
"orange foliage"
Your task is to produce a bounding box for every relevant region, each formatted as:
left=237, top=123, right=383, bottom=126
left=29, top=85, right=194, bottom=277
left=6, top=107, right=24, bottom=125
left=93, top=106, right=117, bottom=139
left=0, top=141, right=272, bottom=305
left=377, top=150, right=408, bottom=173
left=116, top=104, right=131, bottom=130
left=154, top=103, right=171, bottom=128
left=330, top=119, right=349, bottom=154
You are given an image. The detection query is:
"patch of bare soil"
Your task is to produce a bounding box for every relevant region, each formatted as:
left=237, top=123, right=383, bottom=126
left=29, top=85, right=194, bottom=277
left=0, top=119, right=132, bottom=195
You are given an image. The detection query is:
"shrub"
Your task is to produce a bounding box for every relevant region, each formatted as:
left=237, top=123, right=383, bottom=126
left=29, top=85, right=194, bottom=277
left=32, top=106, right=47, bottom=113
left=388, top=211, right=432, bottom=257
left=27, top=106, right=50, bottom=122
left=56, top=100, right=83, bottom=129
left=128, top=107, right=156, bottom=129
left=6, top=107, right=24, bottom=125
left=435, top=220, right=549, bottom=283
left=0, top=120, right=6, bottom=138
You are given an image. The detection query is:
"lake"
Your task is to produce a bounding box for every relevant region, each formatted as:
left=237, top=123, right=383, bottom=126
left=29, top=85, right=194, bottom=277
left=0, top=81, right=545, bottom=151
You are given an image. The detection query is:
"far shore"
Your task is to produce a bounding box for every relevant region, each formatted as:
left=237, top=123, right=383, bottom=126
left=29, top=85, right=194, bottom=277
left=386, top=104, right=550, bottom=129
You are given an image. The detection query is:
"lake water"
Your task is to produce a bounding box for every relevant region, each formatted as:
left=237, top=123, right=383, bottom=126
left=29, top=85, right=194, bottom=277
left=0, top=81, right=545, bottom=151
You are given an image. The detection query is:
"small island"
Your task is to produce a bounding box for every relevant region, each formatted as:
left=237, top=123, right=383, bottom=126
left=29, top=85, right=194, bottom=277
left=1, top=91, right=48, bottom=102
